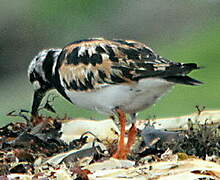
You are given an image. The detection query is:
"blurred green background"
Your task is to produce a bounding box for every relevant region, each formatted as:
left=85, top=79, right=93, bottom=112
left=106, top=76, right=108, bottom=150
left=0, top=0, right=220, bottom=126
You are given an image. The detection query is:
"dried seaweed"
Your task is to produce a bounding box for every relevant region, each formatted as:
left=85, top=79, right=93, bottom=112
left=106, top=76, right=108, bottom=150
left=1, top=109, right=220, bottom=179
left=156, top=119, right=220, bottom=159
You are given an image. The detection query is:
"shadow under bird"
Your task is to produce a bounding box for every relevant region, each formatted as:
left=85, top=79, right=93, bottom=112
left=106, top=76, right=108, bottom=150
left=28, top=38, right=203, bottom=159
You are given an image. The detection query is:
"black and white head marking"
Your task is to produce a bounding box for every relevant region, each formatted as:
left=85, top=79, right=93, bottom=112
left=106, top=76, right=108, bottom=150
left=28, top=48, right=62, bottom=116
left=28, top=48, right=62, bottom=90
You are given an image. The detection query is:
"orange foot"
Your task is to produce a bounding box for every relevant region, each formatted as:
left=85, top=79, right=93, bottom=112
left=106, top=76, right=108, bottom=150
left=112, top=109, right=137, bottom=159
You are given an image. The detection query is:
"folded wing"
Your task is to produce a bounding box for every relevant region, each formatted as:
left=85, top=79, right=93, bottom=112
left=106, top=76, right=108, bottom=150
left=56, top=38, right=202, bottom=92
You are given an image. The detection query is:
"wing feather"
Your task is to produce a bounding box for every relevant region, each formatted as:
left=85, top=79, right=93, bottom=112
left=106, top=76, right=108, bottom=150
left=56, top=38, right=198, bottom=91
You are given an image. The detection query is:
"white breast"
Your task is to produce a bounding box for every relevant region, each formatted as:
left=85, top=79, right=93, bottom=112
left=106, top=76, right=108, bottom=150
left=65, top=78, right=174, bottom=115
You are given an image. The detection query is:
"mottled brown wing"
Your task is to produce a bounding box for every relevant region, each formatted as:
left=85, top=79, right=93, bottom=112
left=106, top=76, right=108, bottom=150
left=56, top=38, right=196, bottom=91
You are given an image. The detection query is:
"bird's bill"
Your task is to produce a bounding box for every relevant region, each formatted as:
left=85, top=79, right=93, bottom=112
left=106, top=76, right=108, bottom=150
left=31, top=88, right=46, bottom=116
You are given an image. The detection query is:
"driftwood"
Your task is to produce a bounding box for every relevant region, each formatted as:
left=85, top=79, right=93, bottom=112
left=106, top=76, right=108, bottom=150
left=137, top=110, right=220, bottom=130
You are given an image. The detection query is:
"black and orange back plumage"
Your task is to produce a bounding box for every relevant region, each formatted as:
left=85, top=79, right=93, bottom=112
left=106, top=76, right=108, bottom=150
left=54, top=38, right=202, bottom=92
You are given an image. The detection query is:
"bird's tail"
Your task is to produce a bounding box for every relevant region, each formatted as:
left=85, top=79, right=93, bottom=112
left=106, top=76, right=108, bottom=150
left=162, top=62, right=203, bottom=85
left=181, top=63, right=201, bottom=74
left=163, top=75, right=203, bottom=85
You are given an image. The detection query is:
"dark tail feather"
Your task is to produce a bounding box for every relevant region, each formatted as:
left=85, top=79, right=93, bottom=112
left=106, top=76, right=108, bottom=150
left=164, top=75, right=203, bottom=86
left=181, top=63, right=200, bottom=74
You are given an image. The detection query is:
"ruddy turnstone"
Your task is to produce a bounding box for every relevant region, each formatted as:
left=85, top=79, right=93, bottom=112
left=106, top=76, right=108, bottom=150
left=28, top=38, right=202, bottom=159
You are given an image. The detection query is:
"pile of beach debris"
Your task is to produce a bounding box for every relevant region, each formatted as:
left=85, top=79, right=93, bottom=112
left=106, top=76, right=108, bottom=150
left=0, top=108, right=220, bottom=179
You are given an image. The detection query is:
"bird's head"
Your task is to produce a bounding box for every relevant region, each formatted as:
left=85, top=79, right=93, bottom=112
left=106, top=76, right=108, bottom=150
left=28, top=48, right=62, bottom=116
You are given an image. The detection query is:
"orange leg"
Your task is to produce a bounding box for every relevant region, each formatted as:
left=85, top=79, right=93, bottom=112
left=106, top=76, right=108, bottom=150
left=126, top=123, right=137, bottom=153
left=112, top=109, right=127, bottom=159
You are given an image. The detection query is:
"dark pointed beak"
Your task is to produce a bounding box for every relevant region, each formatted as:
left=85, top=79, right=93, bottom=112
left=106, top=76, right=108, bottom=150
left=31, top=88, right=47, bottom=116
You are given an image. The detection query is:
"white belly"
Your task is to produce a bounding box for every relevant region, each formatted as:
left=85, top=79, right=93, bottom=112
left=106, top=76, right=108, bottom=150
left=65, top=78, right=174, bottom=115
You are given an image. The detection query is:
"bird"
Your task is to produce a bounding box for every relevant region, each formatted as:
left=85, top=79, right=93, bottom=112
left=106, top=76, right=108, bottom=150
left=28, top=38, right=202, bottom=159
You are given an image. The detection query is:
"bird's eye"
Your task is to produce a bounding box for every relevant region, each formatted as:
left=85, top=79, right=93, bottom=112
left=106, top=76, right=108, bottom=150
left=33, top=80, right=41, bottom=90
